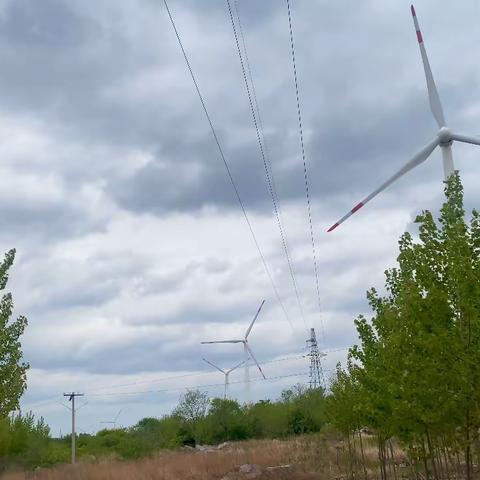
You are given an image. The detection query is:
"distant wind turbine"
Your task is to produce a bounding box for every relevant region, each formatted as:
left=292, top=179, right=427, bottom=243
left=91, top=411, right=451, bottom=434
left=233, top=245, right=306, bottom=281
left=203, top=357, right=249, bottom=399
left=201, top=300, right=266, bottom=398
left=327, top=5, right=480, bottom=233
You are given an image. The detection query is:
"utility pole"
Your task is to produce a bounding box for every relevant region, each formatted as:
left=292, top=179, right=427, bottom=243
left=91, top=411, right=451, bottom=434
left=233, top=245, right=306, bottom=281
left=306, top=328, right=326, bottom=389
left=63, top=392, right=84, bottom=464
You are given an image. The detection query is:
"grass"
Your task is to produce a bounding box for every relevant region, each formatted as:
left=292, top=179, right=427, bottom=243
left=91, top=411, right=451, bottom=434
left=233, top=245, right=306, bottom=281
left=2, top=435, right=345, bottom=480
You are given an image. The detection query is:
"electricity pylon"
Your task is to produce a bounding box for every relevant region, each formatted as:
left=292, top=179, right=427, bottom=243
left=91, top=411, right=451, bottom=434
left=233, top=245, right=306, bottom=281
left=306, top=328, right=326, bottom=389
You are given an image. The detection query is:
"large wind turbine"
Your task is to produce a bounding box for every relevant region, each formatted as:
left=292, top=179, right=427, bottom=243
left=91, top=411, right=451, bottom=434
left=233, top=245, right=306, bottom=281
left=203, top=358, right=249, bottom=399
left=201, top=300, right=266, bottom=399
left=327, top=5, right=480, bottom=233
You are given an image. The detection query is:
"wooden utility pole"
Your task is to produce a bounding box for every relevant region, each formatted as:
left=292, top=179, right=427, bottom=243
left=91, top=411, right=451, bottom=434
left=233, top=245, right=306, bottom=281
left=63, top=392, right=84, bottom=464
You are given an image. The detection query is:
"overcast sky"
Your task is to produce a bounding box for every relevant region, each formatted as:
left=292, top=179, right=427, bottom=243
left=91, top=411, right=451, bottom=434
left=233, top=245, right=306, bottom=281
left=2, top=0, right=479, bottom=435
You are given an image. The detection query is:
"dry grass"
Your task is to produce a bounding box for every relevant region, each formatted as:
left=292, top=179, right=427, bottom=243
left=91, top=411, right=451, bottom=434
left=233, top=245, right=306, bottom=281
left=2, top=435, right=345, bottom=480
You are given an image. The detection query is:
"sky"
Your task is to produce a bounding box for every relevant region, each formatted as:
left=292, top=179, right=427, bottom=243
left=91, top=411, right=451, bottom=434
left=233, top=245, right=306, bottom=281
left=2, top=0, right=479, bottom=436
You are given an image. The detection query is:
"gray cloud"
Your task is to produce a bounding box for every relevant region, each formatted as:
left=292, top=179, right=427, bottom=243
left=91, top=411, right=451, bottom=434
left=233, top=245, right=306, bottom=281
left=1, top=0, right=477, bottom=435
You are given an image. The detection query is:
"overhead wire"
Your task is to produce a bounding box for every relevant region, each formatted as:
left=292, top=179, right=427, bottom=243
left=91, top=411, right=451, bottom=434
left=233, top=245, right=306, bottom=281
left=21, top=395, right=65, bottom=411
left=163, top=0, right=293, bottom=332
left=85, top=354, right=308, bottom=394
left=86, top=371, right=311, bottom=398
left=21, top=356, right=310, bottom=411
left=285, top=0, right=324, bottom=339
left=226, top=0, right=307, bottom=332
left=23, top=356, right=345, bottom=413
left=21, top=350, right=348, bottom=410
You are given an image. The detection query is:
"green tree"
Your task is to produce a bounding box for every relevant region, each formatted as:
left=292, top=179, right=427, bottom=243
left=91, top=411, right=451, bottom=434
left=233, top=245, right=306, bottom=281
left=0, top=249, right=29, bottom=417
left=204, top=398, right=247, bottom=443
left=328, top=173, right=480, bottom=480
left=173, top=389, right=210, bottom=423
left=173, top=389, right=210, bottom=444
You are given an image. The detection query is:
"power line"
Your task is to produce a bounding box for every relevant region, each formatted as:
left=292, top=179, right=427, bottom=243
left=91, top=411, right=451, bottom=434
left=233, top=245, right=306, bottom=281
left=285, top=0, right=324, bottom=338
left=21, top=394, right=63, bottom=410
left=324, top=346, right=349, bottom=353
left=226, top=0, right=307, bottom=331
left=21, top=356, right=310, bottom=411
left=87, top=371, right=310, bottom=398
left=22, top=352, right=348, bottom=411
left=22, top=351, right=348, bottom=410
left=163, top=0, right=293, bottom=331
left=86, top=355, right=308, bottom=394
left=24, top=364, right=342, bottom=415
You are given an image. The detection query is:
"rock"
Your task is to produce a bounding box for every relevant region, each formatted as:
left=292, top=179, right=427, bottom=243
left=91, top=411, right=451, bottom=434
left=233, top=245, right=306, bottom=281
left=195, top=444, right=215, bottom=452
left=217, top=441, right=230, bottom=450
left=239, top=464, right=262, bottom=474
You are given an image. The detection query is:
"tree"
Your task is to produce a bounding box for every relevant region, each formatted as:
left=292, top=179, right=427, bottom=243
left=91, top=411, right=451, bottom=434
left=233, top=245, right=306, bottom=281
left=172, top=389, right=209, bottom=444
left=204, top=398, right=247, bottom=443
left=0, top=249, right=29, bottom=417
left=173, top=389, right=209, bottom=423
left=328, top=173, right=480, bottom=480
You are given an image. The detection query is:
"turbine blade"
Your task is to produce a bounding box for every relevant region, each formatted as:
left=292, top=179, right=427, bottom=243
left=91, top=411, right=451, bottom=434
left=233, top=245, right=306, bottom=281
left=245, top=344, right=266, bottom=379
left=245, top=299, right=265, bottom=339
left=327, top=138, right=438, bottom=232
left=451, top=133, right=480, bottom=146
left=201, top=340, right=242, bottom=344
left=227, top=358, right=250, bottom=374
left=411, top=5, right=446, bottom=127
left=202, top=358, right=225, bottom=374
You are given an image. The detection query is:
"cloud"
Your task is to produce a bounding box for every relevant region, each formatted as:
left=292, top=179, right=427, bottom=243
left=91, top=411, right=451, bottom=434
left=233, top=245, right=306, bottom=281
left=2, top=0, right=478, bottom=436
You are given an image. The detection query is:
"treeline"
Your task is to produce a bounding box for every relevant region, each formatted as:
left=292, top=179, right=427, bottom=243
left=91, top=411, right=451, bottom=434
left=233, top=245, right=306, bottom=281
left=326, top=174, right=480, bottom=480
left=1, top=385, right=326, bottom=469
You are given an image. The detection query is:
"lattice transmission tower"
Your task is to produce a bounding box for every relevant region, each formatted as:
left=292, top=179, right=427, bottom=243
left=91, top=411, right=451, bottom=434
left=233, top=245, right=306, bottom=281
left=306, top=328, right=326, bottom=389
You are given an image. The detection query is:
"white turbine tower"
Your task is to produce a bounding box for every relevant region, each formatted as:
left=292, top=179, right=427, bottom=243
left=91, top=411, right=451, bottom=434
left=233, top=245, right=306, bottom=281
left=203, top=358, right=249, bottom=399
left=327, top=5, right=480, bottom=233
left=201, top=300, right=266, bottom=400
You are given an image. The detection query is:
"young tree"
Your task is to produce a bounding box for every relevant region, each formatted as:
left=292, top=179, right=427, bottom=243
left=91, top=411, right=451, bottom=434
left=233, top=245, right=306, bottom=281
left=0, top=249, right=29, bottom=417
left=205, top=398, right=247, bottom=443
left=173, top=389, right=210, bottom=424
left=172, top=389, right=209, bottom=444
left=329, top=173, right=480, bottom=480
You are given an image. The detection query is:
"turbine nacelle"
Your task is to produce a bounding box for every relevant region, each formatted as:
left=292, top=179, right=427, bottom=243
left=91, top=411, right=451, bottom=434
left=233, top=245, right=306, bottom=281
left=438, top=126, right=452, bottom=145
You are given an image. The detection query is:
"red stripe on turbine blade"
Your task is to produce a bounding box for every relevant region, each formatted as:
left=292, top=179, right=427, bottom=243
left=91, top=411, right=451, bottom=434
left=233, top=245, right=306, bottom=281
left=410, top=5, right=416, bottom=17
left=327, top=223, right=339, bottom=233
left=416, top=30, right=423, bottom=43
left=351, top=202, right=364, bottom=214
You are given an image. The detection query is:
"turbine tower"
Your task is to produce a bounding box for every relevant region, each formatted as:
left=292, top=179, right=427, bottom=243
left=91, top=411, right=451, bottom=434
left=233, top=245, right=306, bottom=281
left=201, top=300, right=266, bottom=399
left=327, top=5, right=480, bottom=232
left=203, top=358, right=249, bottom=399
left=306, top=328, right=326, bottom=389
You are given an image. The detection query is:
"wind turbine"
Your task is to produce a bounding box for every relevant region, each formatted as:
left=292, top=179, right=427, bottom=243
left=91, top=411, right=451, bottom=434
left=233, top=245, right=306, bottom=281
left=201, top=300, right=266, bottom=398
left=203, top=358, right=249, bottom=399
left=327, top=5, right=480, bottom=233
